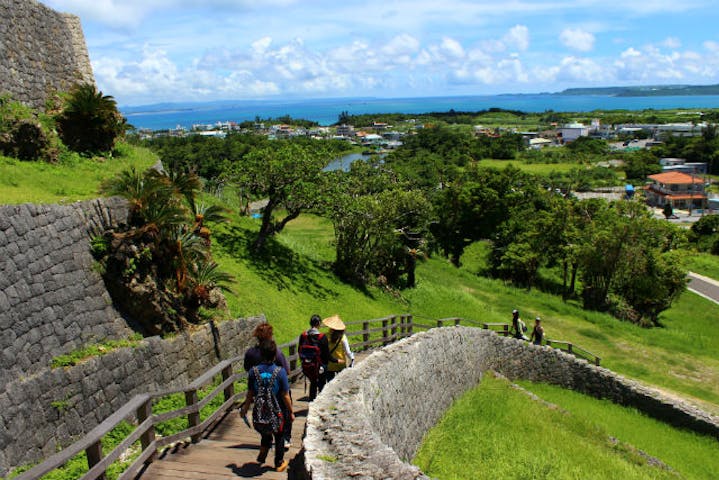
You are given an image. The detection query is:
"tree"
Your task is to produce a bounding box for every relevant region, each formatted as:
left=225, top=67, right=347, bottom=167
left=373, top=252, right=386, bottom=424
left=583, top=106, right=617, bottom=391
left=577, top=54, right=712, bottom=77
left=578, top=200, right=687, bottom=325
left=56, top=83, right=127, bottom=154
left=226, top=140, right=332, bottom=251
left=321, top=161, right=430, bottom=287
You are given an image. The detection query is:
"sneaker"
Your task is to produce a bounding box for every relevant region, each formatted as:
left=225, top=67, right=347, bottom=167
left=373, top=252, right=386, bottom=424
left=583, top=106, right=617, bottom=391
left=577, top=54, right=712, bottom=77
left=284, top=439, right=291, bottom=449
left=275, top=460, right=289, bottom=472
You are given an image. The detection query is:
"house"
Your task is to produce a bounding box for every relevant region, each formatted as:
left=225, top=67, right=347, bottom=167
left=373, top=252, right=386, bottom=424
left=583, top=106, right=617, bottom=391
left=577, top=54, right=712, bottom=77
left=558, top=123, right=589, bottom=143
left=336, top=124, right=355, bottom=137
left=659, top=158, right=708, bottom=174
left=645, top=171, right=707, bottom=210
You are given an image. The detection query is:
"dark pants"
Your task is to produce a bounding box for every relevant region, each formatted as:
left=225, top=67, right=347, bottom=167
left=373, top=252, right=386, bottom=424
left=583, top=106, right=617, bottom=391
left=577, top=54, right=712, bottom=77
left=309, top=372, right=326, bottom=401
left=260, top=430, right=285, bottom=467
left=281, top=393, right=293, bottom=442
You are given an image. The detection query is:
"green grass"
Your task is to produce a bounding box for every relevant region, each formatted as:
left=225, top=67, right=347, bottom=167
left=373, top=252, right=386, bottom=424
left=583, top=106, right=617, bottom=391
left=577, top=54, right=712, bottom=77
left=477, top=158, right=582, bottom=175
left=0, top=143, right=157, bottom=205
left=50, top=334, right=144, bottom=368
left=684, top=251, right=719, bottom=279
left=414, top=375, right=719, bottom=480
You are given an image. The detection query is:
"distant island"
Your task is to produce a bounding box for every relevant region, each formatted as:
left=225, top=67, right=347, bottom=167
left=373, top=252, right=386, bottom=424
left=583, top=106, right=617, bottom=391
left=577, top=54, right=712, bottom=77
left=557, top=84, right=719, bottom=97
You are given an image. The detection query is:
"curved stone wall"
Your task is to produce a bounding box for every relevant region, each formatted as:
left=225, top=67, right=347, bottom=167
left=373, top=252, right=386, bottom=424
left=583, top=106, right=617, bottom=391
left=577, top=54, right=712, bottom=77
left=304, top=327, right=719, bottom=480
left=0, top=198, right=133, bottom=389
left=0, top=0, right=95, bottom=109
left=0, top=315, right=264, bottom=475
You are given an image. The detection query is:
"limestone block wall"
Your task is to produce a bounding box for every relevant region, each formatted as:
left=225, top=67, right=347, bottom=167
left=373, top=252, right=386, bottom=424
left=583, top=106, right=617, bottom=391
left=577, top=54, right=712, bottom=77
left=304, top=327, right=719, bottom=480
left=0, top=0, right=95, bottom=109
left=0, top=315, right=264, bottom=475
left=0, top=198, right=134, bottom=389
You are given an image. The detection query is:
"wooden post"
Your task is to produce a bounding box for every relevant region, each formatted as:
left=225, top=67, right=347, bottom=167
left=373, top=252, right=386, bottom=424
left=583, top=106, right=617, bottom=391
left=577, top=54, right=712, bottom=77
left=362, top=321, right=370, bottom=348
left=407, top=315, right=414, bottom=335
left=137, top=397, right=157, bottom=463
left=502, top=324, right=508, bottom=337
left=382, top=318, right=389, bottom=346
left=454, top=318, right=461, bottom=326
left=399, top=316, right=405, bottom=337
left=546, top=339, right=552, bottom=347
left=222, top=364, right=235, bottom=401
left=437, top=319, right=444, bottom=328
left=567, top=343, right=573, bottom=354
left=86, top=440, right=106, bottom=480
left=595, top=356, right=601, bottom=366
left=390, top=315, right=397, bottom=342
left=288, top=344, right=298, bottom=379
left=186, top=389, right=201, bottom=443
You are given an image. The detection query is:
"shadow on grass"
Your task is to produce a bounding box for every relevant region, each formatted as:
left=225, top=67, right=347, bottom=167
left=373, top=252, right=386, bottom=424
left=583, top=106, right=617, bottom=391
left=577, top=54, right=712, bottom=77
left=216, top=224, right=356, bottom=300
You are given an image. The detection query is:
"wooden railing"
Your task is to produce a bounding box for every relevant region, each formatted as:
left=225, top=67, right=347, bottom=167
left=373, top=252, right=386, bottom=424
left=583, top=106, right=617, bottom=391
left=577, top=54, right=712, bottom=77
left=16, top=314, right=423, bottom=480
left=545, top=339, right=601, bottom=366
left=14, top=314, right=599, bottom=479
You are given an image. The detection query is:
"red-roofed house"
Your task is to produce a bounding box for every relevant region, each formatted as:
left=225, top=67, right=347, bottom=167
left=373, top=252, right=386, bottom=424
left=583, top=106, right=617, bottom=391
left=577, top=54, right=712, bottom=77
left=645, top=172, right=707, bottom=210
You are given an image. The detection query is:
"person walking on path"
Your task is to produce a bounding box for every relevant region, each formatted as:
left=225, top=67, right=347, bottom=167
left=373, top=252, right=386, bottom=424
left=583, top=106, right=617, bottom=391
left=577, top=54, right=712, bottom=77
left=529, top=317, right=544, bottom=345
left=323, top=315, right=355, bottom=382
left=243, top=322, right=293, bottom=447
left=240, top=339, right=295, bottom=472
left=511, top=309, right=528, bottom=341
left=298, top=314, right=330, bottom=401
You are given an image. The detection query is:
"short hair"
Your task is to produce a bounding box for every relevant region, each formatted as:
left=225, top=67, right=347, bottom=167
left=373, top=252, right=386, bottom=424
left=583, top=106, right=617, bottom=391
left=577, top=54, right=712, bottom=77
left=253, top=323, right=273, bottom=341
left=259, top=339, right=277, bottom=362
left=310, top=314, right=321, bottom=327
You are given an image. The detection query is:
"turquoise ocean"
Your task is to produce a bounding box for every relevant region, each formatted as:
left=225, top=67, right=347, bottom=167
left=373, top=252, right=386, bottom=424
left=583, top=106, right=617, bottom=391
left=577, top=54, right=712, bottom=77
left=121, top=94, right=719, bottom=131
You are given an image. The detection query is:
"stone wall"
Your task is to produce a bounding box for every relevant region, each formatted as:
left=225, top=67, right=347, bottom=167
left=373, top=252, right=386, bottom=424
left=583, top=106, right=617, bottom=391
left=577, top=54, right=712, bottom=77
left=0, top=315, right=264, bottom=475
left=0, top=0, right=95, bottom=110
left=304, top=327, right=719, bottom=480
left=0, top=198, right=134, bottom=389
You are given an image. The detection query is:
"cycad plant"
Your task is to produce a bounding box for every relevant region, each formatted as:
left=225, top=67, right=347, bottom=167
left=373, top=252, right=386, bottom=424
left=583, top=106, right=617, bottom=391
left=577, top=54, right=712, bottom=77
left=56, top=83, right=127, bottom=154
left=96, top=166, right=234, bottom=333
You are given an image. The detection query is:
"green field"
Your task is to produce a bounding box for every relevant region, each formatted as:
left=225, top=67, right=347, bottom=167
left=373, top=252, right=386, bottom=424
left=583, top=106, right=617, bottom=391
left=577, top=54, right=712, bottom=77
left=414, top=375, right=719, bottom=480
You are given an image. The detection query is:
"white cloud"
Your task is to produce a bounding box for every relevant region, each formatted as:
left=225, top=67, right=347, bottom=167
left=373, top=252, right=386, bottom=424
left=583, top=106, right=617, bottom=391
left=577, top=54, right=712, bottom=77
left=381, top=34, right=421, bottom=56
left=560, top=28, right=596, bottom=52
left=440, top=37, right=466, bottom=59
left=504, top=25, right=530, bottom=51
left=661, top=37, right=682, bottom=49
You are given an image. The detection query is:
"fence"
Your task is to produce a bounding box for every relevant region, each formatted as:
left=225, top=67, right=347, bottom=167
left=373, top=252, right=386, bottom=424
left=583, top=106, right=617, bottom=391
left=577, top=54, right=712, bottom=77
left=14, top=314, right=599, bottom=479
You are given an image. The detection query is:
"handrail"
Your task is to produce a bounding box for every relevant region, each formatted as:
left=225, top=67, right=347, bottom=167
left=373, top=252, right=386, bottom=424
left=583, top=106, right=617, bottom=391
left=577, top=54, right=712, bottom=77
left=14, top=314, right=599, bottom=479
left=15, top=314, right=420, bottom=480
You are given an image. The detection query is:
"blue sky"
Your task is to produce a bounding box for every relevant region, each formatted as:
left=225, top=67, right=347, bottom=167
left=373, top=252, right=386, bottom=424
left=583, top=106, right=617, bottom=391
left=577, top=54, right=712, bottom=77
left=46, top=0, right=719, bottom=106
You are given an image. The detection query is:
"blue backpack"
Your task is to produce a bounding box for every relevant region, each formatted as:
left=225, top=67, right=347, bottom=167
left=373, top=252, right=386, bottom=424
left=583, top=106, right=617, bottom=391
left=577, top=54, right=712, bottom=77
left=251, top=366, right=284, bottom=434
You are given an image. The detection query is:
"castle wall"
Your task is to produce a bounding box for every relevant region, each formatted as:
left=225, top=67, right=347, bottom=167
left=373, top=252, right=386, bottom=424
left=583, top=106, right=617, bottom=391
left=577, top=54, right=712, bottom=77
left=304, top=327, right=719, bottom=480
left=0, top=199, right=133, bottom=390
left=0, top=315, right=263, bottom=475
left=0, top=0, right=95, bottom=109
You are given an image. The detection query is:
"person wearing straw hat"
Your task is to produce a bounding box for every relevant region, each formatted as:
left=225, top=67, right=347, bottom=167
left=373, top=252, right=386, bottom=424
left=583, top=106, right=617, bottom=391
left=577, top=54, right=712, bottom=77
left=322, top=314, right=355, bottom=382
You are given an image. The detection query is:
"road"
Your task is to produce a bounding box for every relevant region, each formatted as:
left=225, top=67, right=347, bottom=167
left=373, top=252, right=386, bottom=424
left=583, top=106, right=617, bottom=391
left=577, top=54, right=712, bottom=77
left=687, top=272, right=719, bottom=305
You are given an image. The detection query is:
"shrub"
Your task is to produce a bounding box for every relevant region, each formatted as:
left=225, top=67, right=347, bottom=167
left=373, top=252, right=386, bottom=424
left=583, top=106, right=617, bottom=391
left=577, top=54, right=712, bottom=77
left=56, top=84, right=127, bottom=155
left=0, top=95, right=59, bottom=162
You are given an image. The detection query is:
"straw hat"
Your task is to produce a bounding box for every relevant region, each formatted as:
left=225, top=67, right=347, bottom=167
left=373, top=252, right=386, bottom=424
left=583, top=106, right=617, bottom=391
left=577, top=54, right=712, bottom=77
left=322, top=314, right=346, bottom=331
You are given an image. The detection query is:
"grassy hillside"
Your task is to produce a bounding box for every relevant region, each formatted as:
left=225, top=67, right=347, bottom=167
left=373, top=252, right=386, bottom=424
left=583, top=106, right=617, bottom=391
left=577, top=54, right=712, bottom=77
left=3, top=144, right=718, bottom=410
left=0, top=143, right=157, bottom=205
left=414, top=375, right=719, bottom=480
left=4, top=143, right=719, bottom=478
